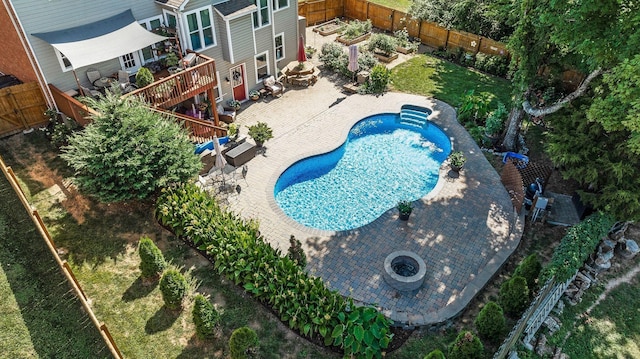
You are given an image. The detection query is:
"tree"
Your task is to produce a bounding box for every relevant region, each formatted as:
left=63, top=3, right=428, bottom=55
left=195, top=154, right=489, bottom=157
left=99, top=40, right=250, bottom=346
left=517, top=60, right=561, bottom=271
left=229, top=326, right=259, bottom=359
left=474, top=301, right=506, bottom=341
left=159, top=269, right=188, bottom=310
left=499, top=276, right=529, bottom=316
left=192, top=294, right=220, bottom=339
left=448, top=331, right=484, bottom=359
left=138, top=237, right=166, bottom=280
left=513, top=253, right=541, bottom=291
left=61, top=92, right=201, bottom=202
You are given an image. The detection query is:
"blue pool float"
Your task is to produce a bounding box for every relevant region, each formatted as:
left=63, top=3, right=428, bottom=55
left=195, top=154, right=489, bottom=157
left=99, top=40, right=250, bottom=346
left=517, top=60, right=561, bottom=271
left=502, top=152, right=529, bottom=169
left=194, top=137, right=229, bottom=154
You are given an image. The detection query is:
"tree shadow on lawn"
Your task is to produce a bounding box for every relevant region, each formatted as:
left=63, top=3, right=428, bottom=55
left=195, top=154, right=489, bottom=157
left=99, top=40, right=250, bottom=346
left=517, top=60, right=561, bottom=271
left=122, top=276, right=158, bottom=302
left=145, top=305, right=182, bottom=334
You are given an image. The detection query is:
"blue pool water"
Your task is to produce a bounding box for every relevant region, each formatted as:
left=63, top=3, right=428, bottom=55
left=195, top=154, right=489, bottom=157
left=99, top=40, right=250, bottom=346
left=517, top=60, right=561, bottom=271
left=274, top=107, right=451, bottom=231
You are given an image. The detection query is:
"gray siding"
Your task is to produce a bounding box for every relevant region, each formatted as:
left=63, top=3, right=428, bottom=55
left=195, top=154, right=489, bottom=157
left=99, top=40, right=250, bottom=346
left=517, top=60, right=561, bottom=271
left=11, top=0, right=163, bottom=91
left=273, top=4, right=300, bottom=71
left=229, top=17, right=256, bottom=64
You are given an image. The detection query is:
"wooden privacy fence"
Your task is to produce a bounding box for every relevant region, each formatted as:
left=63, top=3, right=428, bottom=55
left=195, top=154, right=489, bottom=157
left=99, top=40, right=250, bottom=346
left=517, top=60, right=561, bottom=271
left=0, top=82, right=48, bottom=137
left=302, top=0, right=510, bottom=57
left=0, top=156, right=123, bottom=359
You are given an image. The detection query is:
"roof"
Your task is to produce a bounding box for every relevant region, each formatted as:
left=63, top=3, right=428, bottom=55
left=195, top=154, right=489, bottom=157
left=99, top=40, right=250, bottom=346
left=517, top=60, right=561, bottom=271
left=155, top=0, right=189, bottom=10
left=214, top=0, right=257, bottom=19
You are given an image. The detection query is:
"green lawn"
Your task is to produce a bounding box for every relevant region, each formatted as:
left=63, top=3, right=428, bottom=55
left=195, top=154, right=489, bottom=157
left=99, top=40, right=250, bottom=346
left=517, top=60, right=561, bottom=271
left=0, top=131, right=336, bottom=358
left=0, top=169, right=109, bottom=358
left=390, top=54, right=513, bottom=109
left=368, top=0, right=411, bottom=12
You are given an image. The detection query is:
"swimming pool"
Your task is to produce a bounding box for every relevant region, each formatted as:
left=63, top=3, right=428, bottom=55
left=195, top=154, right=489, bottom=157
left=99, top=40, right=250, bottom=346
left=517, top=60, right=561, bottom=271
left=274, top=105, right=451, bottom=231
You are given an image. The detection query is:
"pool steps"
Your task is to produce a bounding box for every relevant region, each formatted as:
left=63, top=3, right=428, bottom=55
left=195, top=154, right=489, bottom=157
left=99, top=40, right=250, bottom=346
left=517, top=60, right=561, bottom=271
left=399, top=108, right=429, bottom=129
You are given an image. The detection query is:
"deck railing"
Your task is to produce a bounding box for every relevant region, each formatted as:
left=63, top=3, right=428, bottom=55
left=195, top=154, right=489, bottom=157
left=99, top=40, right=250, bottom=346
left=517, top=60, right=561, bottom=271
left=49, top=84, right=98, bottom=126
left=125, top=52, right=217, bottom=109
left=150, top=108, right=227, bottom=143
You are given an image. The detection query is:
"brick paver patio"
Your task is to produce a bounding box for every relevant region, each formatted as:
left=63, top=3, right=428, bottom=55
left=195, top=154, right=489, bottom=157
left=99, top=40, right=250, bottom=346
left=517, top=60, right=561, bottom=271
left=221, top=29, right=523, bottom=326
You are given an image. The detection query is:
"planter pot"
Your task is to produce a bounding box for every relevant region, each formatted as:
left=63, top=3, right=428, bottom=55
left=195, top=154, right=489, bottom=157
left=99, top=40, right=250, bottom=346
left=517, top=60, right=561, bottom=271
left=250, top=95, right=260, bottom=101
left=450, top=164, right=463, bottom=173
left=336, top=32, right=371, bottom=46
left=373, top=52, right=399, bottom=63
left=254, top=140, right=264, bottom=148
left=167, top=66, right=180, bottom=75
left=399, top=211, right=411, bottom=221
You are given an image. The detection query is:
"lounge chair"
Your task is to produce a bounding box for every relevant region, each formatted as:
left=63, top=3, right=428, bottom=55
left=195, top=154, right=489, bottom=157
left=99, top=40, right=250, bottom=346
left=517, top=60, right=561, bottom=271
left=217, top=104, right=236, bottom=124
left=263, top=75, right=284, bottom=97
left=86, top=68, right=102, bottom=85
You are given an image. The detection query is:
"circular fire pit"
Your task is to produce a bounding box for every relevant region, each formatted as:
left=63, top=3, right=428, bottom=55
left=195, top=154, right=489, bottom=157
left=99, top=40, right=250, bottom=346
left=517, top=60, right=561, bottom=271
left=383, top=251, right=427, bottom=291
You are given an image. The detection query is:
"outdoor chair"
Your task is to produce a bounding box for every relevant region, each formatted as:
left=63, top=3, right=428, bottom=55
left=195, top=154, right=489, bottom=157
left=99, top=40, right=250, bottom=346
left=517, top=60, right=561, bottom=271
left=117, top=70, right=130, bottom=85
left=80, top=86, right=100, bottom=99
left=263, top=75, right=284, bottom=97
left=217, top=104, right=236, bottom=124
left=86, top=68, right=102, bottom=85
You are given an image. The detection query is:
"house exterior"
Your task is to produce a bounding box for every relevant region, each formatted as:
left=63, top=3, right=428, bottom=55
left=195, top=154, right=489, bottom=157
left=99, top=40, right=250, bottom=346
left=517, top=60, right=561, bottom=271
left=1, top=0, right=302, bottom=109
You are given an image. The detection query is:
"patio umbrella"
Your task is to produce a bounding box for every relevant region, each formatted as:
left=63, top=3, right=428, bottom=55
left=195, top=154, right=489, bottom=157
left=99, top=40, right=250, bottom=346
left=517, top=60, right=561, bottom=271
left=213, top=135, right=228, bottom=184
left=297, top=35, right=307, bottom=63
left=348, top=44, right=359, bottom=82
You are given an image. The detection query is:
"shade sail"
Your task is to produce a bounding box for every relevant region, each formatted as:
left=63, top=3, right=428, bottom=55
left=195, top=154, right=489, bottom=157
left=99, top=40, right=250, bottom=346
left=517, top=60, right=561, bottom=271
left=32, top=10, right=168, bottom=69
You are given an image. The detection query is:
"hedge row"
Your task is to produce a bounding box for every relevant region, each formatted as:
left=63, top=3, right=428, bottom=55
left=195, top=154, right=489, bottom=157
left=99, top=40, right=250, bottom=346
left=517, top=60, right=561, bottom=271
left=540, top=212, right=615, bottom=282
left=155, top=183, right=392, bottom=358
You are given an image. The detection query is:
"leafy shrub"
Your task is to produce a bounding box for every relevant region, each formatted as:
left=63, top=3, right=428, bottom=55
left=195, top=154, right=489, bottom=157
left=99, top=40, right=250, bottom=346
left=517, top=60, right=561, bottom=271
left=138, top=237, right=166, bottom=279
left=394, top=28, right=419, bottom=52
left=341, top=19, right=372, bottom=40
left=367, top=33, right=397, bottom=55
left=358, top=51, right=378, bottom=72
left=424, top=349, right=446, bottom=359
left=160, top=269, right=187, bottom=310
left=193, top=294, right=220, bottom=339
left=474, top=301, right=506, bottom=341
left=247, top=122, right=273, bottom=145
left=499, top=275, right=529, bottom=316
left=287, top=235, right=307, bottom=268
left=136, top=67, right=154, bottom=88
left=155, top=184, right=392, bottom=358
left=457, top=90, right=491, bottom=125
left=61, top=93, right=201, bottom=202
left=484, top=102, right=508, bottom=136
left=513, top=253, right=542, bottom=291
left=540, top=213, right=614, bottom=282
left=320, top=42, right=348, bottom=72
left=448, top=331, right=484, bottom=359
left=229, top=326, right=259, bottom=359
left=327, top=306, right=392, bottom=358
left=363, top=64, right=391, bottom=94
left=474, top=53, right=509, bottom=77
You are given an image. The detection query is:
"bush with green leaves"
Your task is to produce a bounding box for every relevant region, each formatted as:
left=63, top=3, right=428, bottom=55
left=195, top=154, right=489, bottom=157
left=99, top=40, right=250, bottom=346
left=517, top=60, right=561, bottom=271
left=474, top=301, right=506, bottom=341
left=363, top=64, right=391, bottom=94
left=155, top=183, right=393, bottom=358
left=499, top=275, right=529, bottom=316
left=320, top=42, right=348, bottom=72
left=448, top=331, right=484, bottom=359
left=229, top=326, right=259, bottom=359
left=138, top=237, right=166, bottom=279
left=61, top=93, right=201, bottom=202
left=540, top=213, right=614, bottom=282
left=192, top=294, right=220, bottom=339
left=457, top=90, right=491, bottom=126
left=424, top=349, right=446, bottom=359
left=159, top=269, right=188, bottom=310
left=367, top=33, right=397, bottom=56
left=513, top=253, right=542, bottom=292
left=484, top=102, right=508, bottom=136
left=341, top=19, right=372, bottom=40
left=136, top=67, right=154, bottom=88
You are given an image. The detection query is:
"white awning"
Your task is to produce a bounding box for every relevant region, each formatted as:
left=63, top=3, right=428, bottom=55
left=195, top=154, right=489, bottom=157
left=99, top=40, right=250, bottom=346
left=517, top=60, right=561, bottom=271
left=32, top=10, right=168, bottom=69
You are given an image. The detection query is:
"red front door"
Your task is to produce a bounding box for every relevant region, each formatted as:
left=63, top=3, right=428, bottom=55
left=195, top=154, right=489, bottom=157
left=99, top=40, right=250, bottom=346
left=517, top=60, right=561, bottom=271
left=230, top=65, right=246, bottom=101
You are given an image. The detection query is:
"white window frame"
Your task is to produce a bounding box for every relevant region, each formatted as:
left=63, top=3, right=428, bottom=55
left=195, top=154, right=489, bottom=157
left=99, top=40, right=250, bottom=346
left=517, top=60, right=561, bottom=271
left=138, top=15, right=164, bottom=63
left=272, top=0, right=289, bottom=11
left=54, top=49, right=72, bottom=72
left=254, top=51, right=270, bottom=85
left=214, top=71, right=223, bottom=103
left=184, top=6, right=216, bottom=51
left=274, top=33, right=285, bottom=61
left=252, top=0, right=271, bottom=29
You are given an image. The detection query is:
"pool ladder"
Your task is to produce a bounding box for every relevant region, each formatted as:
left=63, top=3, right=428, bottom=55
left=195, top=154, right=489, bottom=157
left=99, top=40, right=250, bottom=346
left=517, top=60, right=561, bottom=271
left=399, top=108, right=429, bottom=129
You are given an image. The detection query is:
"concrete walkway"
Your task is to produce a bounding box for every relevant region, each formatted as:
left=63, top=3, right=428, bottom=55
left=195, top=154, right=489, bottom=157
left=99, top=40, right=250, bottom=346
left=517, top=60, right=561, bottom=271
left=221, top=29, right=522, bottom=326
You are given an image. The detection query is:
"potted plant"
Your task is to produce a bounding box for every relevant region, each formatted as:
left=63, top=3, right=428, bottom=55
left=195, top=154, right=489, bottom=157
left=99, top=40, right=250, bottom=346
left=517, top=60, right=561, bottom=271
left=449, top=151, right=467, bottom=172
left=397, top=200, right=414, bottom=221
left=483, top=102, right=507, bottom=144
left=227, top=123, right=239, bottom=141
left=136, top=67, right=154, bottom=88
left=227, top=99, right=241, bottom=111
left=247, top=121, right=273, bottom=147
left=165, top=52, right=180, bottom=74
left=249, top=90, right=261, bottom=101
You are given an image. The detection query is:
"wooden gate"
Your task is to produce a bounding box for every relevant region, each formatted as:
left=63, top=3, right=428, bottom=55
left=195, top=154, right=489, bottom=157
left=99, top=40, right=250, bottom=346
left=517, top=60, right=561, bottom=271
left=0, top=82, right=47, bottom=137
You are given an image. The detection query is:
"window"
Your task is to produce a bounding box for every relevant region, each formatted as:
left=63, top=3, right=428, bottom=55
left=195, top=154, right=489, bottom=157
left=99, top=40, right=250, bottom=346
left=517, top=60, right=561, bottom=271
left=185, top=7, right=215, bottom=50
left=252, top=0, right=270, bottom=28
left=54, top=50, right=72, bottom=72
left=121, top=53, right=137, bottom=69
left=139, top=16, right=163, bottom=63
left=164, top=11, right=177, bottom=28
left=272, top=0, right=289, bottom=11
left=255, top=52, right=269, bottom=82
left=274, top=33, right=285, bottom=60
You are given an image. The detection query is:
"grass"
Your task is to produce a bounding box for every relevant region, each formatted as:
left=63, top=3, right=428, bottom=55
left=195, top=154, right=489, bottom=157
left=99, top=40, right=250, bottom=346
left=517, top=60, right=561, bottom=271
left=368, top=0, right=411, bottom=12
left=388, top=328, right=459, bottom=358
left=390, top=54, right=513, bottom=109
left=0, top=170, right=109, bottom=357
left=0, top=131, right=336, bottom=358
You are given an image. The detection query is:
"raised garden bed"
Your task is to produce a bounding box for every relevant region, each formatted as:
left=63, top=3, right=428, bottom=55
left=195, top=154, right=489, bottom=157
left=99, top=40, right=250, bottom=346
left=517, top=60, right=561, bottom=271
left=336, top=32, right=371, bottom=46
left=396, top=46, right=415, bottom=55
left=374, top=52, right=399, bottom=63
left=312, top=19, right=344, bottom=36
